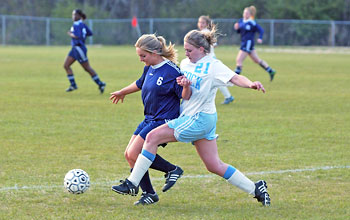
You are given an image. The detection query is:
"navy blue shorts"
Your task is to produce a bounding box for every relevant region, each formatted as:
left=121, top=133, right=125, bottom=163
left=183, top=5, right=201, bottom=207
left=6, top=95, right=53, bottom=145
left=134, top=119, right=166, bottom=140
left=240, top=40, right=255, bottom=53
left=68, top=46, right=88, bottom=63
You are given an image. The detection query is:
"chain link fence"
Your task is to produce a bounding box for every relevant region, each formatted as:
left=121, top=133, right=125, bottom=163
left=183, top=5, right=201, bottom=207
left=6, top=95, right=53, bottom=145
left=1, top=15, right=350, bottom=46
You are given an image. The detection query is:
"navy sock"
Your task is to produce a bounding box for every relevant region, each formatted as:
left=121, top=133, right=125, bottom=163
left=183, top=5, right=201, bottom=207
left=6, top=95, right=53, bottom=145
left=91, top=74, right=103, bottom=86
left=234, top=66, right=242, bottom=74
left=266, top=67, right=273, bottom=73
left=150, top=154, right=176, bottom=173
left=259, top=62, right=273, bottom=73
left=139, top=171, right=155, bottom=194
left=67, top=74, right=77, bottom=87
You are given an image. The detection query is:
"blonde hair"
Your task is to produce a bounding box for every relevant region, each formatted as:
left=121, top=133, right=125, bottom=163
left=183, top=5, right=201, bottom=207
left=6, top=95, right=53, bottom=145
left=245, top=5, right=257, bottom=19
left=135, top=34, right=178, bottom=64
left=198, top=15, right=213, bottom=30
left=184, top=24, right=218, bottom=54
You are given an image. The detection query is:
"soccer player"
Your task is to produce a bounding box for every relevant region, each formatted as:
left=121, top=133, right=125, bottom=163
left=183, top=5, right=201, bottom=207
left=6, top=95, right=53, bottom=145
left=197, top=15, right=234, bottom=104
left=64, top=9, right=106, bottom=93
left=112, top=26, right=271, bottom=206
left=110, top=34, right=188, bottom=205
left=233, top=6, right=276, bottom=81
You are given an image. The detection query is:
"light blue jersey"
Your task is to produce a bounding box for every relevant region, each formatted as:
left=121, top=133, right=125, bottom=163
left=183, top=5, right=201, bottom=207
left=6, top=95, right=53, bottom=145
left=167, top=55, right=236, bottom=143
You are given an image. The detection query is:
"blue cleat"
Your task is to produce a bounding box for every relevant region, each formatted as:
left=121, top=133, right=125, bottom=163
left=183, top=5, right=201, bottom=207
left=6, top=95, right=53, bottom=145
left=222, top=96, right=234, bottom=104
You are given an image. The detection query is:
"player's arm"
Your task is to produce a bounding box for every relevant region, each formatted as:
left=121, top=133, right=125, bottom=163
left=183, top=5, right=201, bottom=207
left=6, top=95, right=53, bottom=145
left=67, top=29, right=78, bottom=39
left=234, top=19, right=242, bottom=33
left=256, top=23, right=264, bottom=43
left=176, top=75, right=192, bottom=100
left=230, top=74, right=265, bottom=93
left=85, top=25, right=93, bottom=37
left=110, top=82, right=140, bottom=104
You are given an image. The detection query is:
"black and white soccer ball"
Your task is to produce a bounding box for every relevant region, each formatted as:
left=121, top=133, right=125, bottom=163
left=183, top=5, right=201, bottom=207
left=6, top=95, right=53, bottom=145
left=64, top=169, right=90, bottom=194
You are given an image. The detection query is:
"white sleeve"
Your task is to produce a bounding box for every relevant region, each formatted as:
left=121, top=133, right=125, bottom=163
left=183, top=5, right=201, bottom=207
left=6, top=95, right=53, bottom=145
left=211, top=60, right=236, bottom=87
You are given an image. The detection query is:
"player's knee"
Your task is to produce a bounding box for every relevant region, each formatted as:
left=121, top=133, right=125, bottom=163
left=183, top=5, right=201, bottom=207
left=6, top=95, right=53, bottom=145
left=144, top=131, right=160, bottom=147
left=124, top=150, right=136, bottom=165
left=206, top=165, right=219, bottom=174
left=63, top=63, right=69, bottom=70
left=83, top=66, right=91, bottom=72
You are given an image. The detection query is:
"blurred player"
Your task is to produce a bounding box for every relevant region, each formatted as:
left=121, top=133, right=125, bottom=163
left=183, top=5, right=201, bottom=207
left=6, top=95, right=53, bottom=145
left=112, top=25, right=271, bottom=207
left=64, top=9, right=106, bottom=93
left=110, top=34, right=187, bottom=205
left=197, top=15, right=234, bottom=104
left=234, top=6, right=276, bottom=81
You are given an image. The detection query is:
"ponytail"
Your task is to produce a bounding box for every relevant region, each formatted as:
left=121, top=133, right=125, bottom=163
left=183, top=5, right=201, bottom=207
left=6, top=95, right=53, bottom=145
left=74, top=9, right=87, bottom=20
left=248, top=5, right=257, bottom=19
left=135, top=34, right=178, bottom=64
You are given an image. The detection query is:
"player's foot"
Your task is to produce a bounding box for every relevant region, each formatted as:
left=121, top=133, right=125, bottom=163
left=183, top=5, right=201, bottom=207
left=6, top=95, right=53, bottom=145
left=134, top=192, right=159, bottom=206
left=269, top=70, right=276, bottom=81
left=222, top=96, right=234, bottom=104
left=162, top=166, right=183, bottom=192
left=66, top=85, right=77, bottom=92
left=99, top=82, right=106, bottom=94
left=111, top=179, right=139, bottom=196
left=254, top=180, right=271, bottom=206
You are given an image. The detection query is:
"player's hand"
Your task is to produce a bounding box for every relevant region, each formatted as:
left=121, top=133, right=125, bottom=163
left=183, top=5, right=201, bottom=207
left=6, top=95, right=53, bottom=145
left=257, top=38, right=263, bottom=44
left=234, top=23, right=239, bottom=30
left=109, top=91, right=125, bottom=104
left=250, top=81, right=265, bottom=93
left=176, top=75, right=191, bottom=87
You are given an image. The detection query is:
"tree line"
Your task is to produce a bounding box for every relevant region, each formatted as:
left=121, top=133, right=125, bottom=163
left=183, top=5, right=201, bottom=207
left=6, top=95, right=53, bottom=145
left=1, top=0, right=350, bottom=21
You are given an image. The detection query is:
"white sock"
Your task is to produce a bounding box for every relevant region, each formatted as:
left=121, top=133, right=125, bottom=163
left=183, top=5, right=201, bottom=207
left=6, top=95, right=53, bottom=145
left=128, top=154, right=152, bottom=186
left=227, top=169, right=255, bottom=195
left=219, top=87, right=231, bottom=99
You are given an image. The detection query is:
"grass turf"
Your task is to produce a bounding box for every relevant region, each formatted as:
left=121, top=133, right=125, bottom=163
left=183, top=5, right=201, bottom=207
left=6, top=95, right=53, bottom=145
left=0, top=45, right=349, bottom=219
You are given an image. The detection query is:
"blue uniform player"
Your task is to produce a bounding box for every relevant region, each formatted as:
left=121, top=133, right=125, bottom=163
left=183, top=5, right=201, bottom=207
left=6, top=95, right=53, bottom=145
left=110, top=34, right=188, bottom=205
left=63, top=9, right=106, bottom=93
left=234, top=6, right=276, bottom=81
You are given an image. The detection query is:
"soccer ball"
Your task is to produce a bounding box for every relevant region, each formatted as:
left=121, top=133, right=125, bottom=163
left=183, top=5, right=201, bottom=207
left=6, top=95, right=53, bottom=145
left=64, top=169, right=90, bottom=194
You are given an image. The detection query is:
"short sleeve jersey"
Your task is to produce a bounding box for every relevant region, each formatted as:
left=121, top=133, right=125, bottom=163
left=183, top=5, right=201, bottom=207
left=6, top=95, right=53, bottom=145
left=70, top=20, right=93, bottom=47
left=136, top=60, right=183, bottom=121
left=180, top=55, right=236, bottom=116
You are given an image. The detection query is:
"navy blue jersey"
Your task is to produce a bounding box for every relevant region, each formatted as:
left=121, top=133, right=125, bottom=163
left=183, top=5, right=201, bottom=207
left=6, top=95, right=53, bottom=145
left=236, top=18, right=264, bottom=43
left=70, top=20, right=92, bottom=47
left=136, top=60, right=183, bottom=121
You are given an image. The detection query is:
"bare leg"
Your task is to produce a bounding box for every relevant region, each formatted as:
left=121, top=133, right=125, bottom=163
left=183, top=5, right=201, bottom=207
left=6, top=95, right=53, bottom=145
left=235, top=50, right=249, bottom=74
left=249, top=50, right=266, bottom=67
left=194, top=138, right=256, bottom=195
left=124, top=135, right=142, bottom=167
left=63, top=56, right=76, bottom=75
left=127, top=124, right=177, bottom=186
left=80, top=61, right=97, bottom=77
left=143, top=124, right=177, bottom=155
left=249, top=50, right=276, bottom=81
left=194, top=139, right=228, bottom=176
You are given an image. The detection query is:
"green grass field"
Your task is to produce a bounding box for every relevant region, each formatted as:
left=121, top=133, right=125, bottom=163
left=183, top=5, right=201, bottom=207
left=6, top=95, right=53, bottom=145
left=1, top=45, right=350, bottom=219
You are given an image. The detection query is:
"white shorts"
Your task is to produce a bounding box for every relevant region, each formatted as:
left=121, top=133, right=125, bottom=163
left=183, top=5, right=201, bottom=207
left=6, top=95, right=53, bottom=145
left=167, top=112, right=218, bottom=144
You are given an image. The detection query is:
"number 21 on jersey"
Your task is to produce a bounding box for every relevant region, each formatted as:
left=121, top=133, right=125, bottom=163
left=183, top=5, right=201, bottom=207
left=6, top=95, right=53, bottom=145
left=194, top=63, right=210, bottom=74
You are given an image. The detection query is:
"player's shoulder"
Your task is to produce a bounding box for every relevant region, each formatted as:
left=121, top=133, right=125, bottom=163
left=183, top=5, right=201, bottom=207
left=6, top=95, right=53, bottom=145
left=247, top=19, right=257, bottom=26
left=143, top=65, right=151, bottom=73
left=180, top=58, right=191, bottom=67
left=159, top=60, right=181, bottom=78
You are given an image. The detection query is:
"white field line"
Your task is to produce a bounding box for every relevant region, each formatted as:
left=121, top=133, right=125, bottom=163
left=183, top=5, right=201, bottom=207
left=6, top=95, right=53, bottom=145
left=0, top=165, right=349, bottom=192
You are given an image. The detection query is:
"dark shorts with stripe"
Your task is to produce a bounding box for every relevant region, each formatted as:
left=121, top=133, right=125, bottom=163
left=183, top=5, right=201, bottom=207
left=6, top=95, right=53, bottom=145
left=134, top=119, right=166, bottom=140
left=240, top=40, right=255, bottom=53
left=68, top=46, right=88, bottom=63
